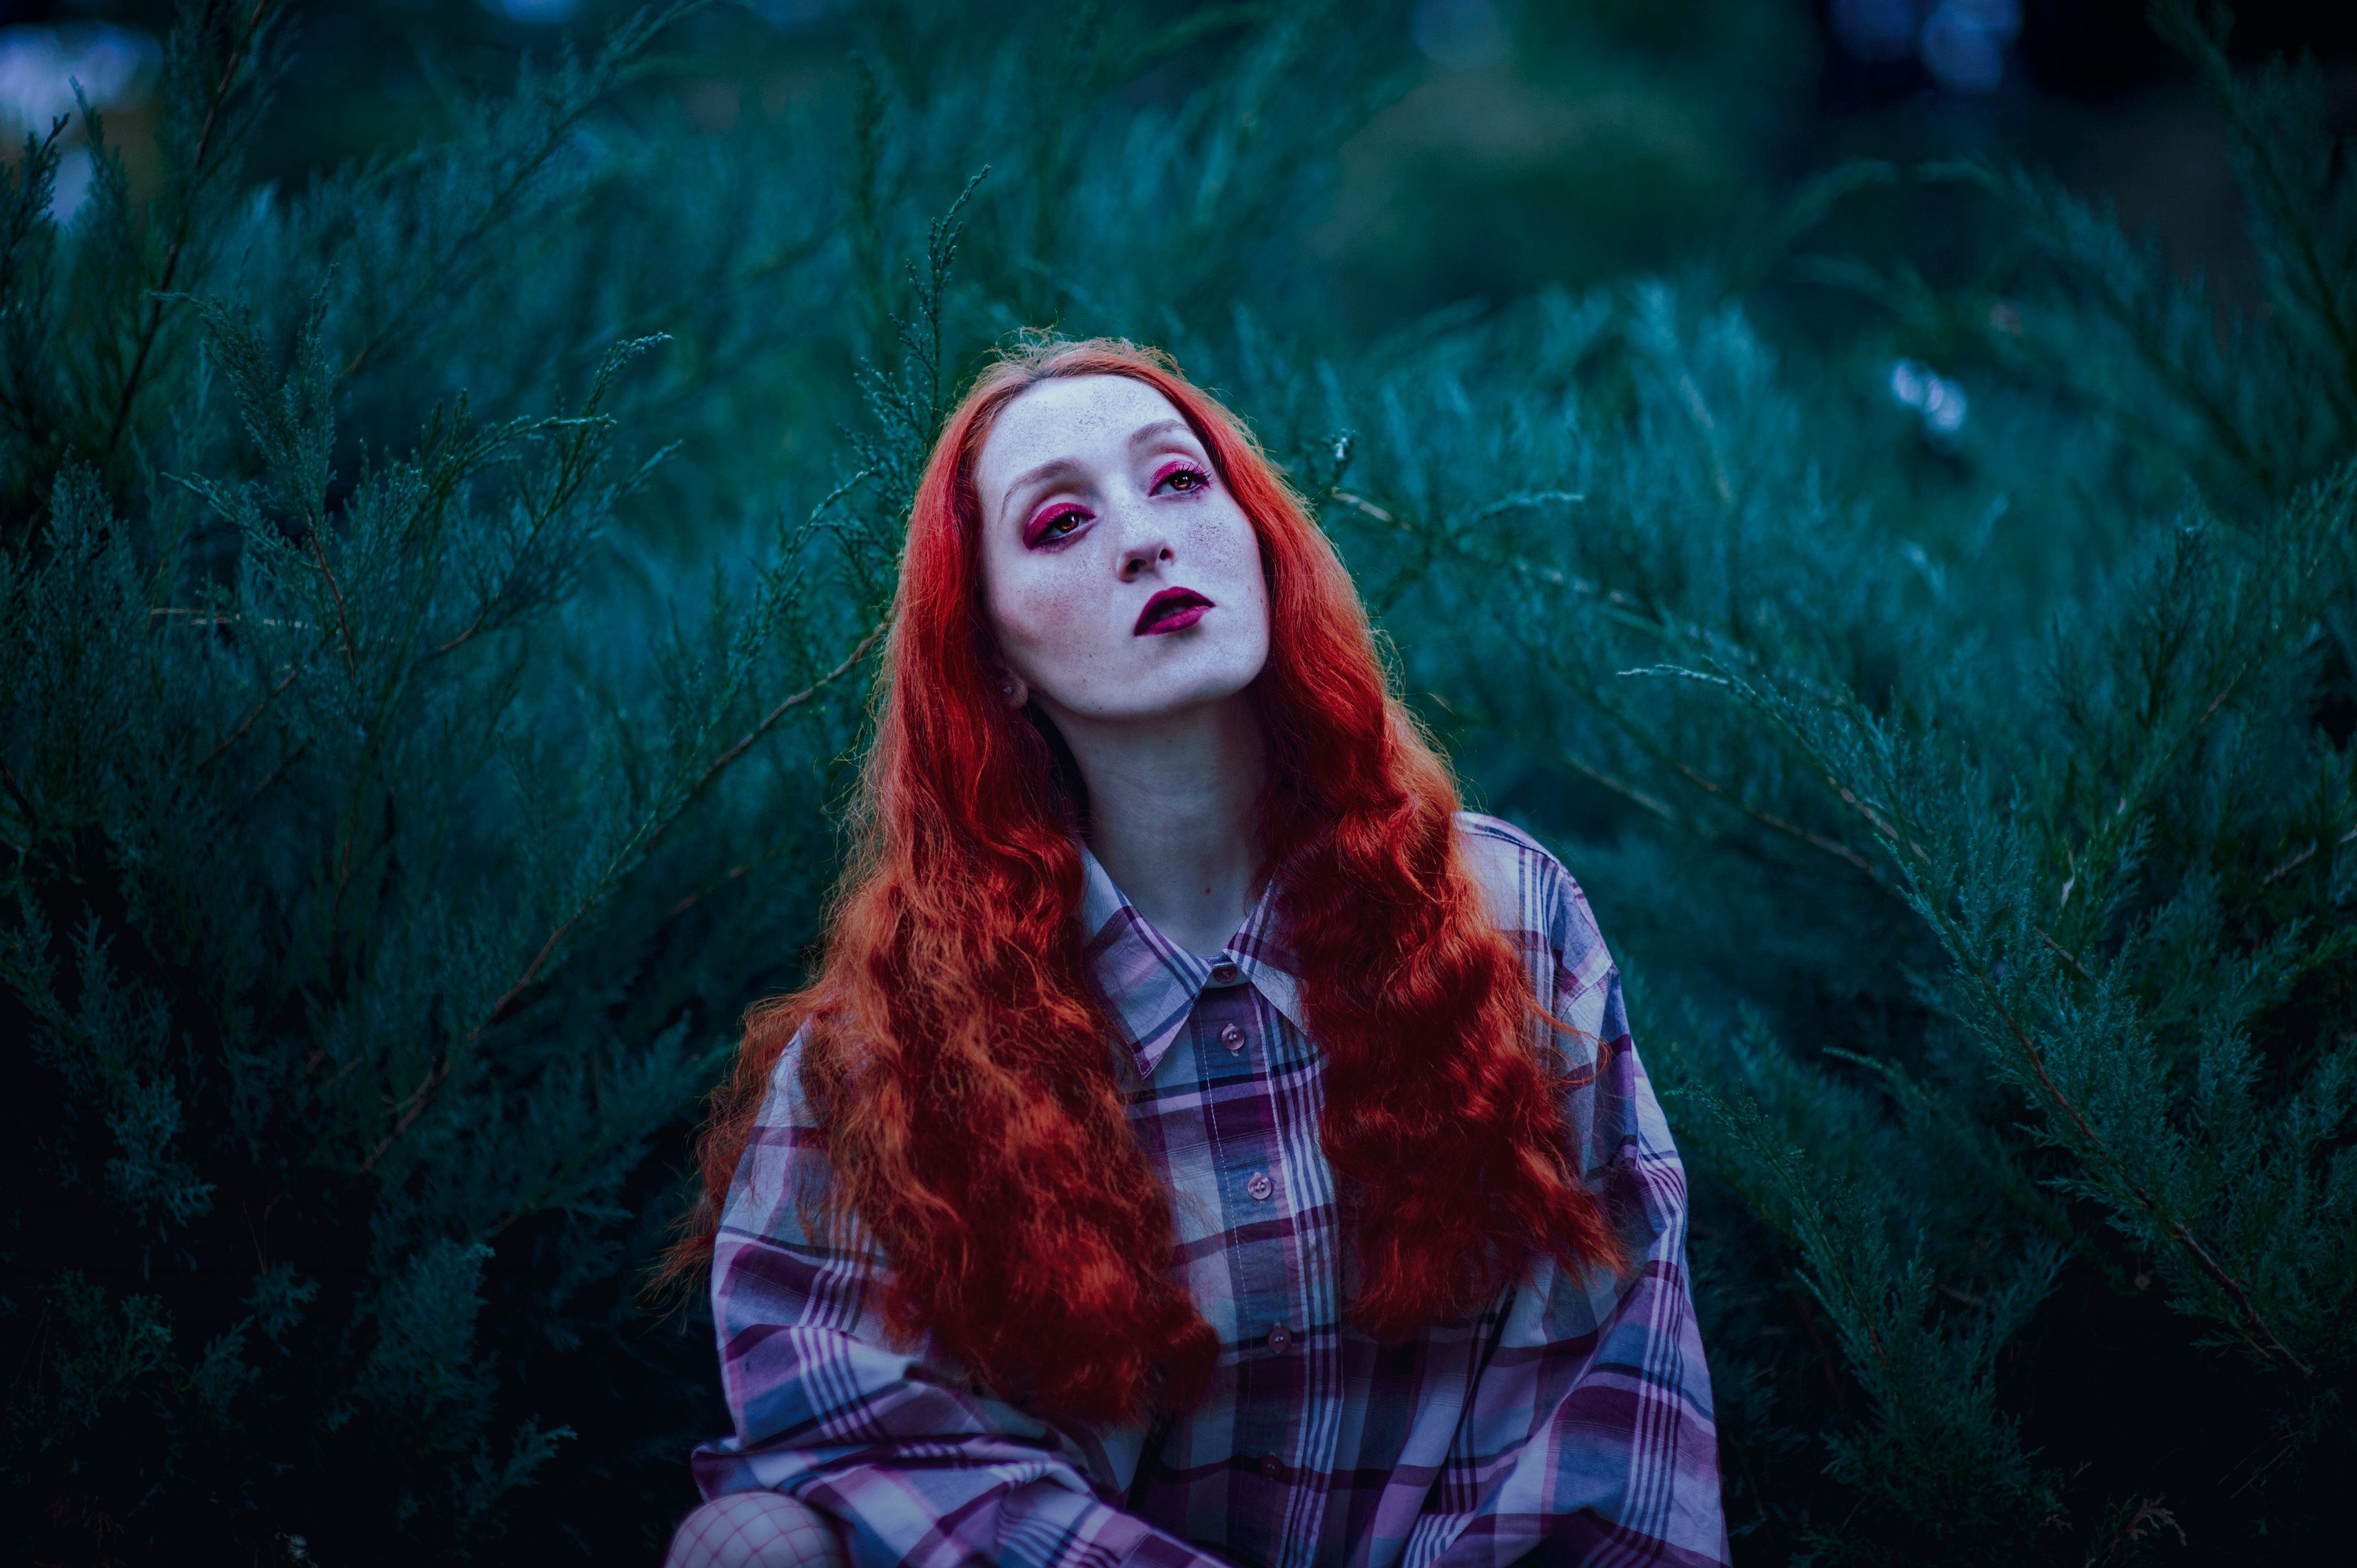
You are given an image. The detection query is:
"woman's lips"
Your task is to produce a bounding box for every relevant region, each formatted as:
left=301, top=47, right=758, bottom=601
left=1134, top=586, right=1215, bottom=636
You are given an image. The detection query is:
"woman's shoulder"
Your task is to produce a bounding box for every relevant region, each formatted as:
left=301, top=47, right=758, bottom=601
left=1454, top=808, right=1556, bottom=862
left=754, top=1018, right=822, bottom=1131
left=1452, top=811, right=1609, bottom=966
left=1451, top=809, right=1576, bottom=905
left=722, top=1016, right=860, bottom=1248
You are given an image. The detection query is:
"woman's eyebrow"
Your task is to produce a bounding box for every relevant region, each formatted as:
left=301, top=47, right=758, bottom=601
left=999, top=455, right=1083, bottom=517
left=1126, top=417, right=1192, bottom=450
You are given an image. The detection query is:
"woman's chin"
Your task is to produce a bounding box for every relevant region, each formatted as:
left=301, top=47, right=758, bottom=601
left=1045, top=666, right=1265, bottom=728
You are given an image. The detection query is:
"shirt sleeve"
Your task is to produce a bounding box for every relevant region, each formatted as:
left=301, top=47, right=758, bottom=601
left=692, top=1026, right=1227, bottom=1568
left=1427, top=837, right=1730, bottom=1567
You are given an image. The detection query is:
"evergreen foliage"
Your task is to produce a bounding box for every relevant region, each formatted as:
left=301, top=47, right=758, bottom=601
left=2, top=1, right=2350, bottom=1562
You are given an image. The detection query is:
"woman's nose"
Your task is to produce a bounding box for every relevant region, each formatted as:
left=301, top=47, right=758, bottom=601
left=1117, top=510, right=1176, bottom=580
left=1119, top=543, right=1175, bottom=581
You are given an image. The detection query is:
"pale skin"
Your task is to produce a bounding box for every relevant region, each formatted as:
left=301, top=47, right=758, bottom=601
left=664, top=374, right=1273, bottom=1565
left=975, top=373, right=1273, bottom=955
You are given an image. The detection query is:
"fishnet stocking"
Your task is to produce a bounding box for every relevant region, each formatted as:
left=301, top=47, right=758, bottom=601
left=663, top=1491, right=849, bottom=1568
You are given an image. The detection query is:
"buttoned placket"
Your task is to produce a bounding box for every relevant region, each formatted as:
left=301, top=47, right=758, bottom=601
left=1197, top=969, right=1298, bottom=1359
left=1185, top=964, right=1309, bottom=1567
left=1214, top=968, right=1300, bottom=1349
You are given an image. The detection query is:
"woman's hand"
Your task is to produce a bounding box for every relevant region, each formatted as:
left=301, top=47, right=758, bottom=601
left=663, top=1492, right=848, bottom=1568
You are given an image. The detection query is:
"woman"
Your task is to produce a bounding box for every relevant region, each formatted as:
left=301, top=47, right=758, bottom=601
left=664, top=339, right=1726, bottom=1568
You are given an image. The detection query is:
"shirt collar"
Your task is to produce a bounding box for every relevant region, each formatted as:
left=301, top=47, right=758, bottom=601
left=1076, top=841, right=1308, bottom=1081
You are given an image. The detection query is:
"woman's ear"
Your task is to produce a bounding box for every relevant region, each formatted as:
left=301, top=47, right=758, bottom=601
left=975, top=625, right=1030, bottom=710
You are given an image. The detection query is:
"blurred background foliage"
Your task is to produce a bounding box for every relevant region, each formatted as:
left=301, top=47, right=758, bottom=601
left=3, top=1, right=2354, bottom=1564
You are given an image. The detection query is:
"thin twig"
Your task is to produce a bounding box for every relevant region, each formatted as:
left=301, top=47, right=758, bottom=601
left=500, top=625, right=883, bottom=1019
left=2262, top=840, right=2317, bottom=885
left=328, top=833, right=353, bottom=930
left=2199, top=662, right=2251, bottom=726
left=0, top=760, right=38, bottom=832
left=235, top=738, right=307, bottom=814
left=663, top=855, right=764, bottom=921
left=1960, top=945, right=2312, bottom=1379
left=1559, top=752, right=1676, bottom=823
left=0, top=761, right=71, bottom=884
left=430, top=608, right=491, bottom=660
left=304, top=528, right=358, bottom=673
left=336, top=11, right=692, bottom=384
left=2175, top=7, right=2357, bottom=419
left=102, top=0, right=275, bottom=465
left=2261, top=827, right=2356, bottom=886
left=2035, top=927, right=2097, bottom=984
left=1676, top=373, right=1737, bottom=510
left=1663, top=756, right=1882, bottom=877
left=358, top=1059, right=449, bottom=1175
left=353, top=622, right=884, bottom=1175
left=197, top=668, right=297, bottom=770
left=685, top=623, right=884, bottom=803
left=1330, top=488, right=1616, bottom=600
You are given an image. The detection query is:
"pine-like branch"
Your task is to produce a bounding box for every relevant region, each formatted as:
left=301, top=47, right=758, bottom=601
left=102, top=0, right=279, bottom=466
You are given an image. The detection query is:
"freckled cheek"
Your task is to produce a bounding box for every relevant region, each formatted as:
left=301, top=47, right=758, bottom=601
left=994, top=572, right=1109, bottom=670
left=1190, top=503, right=1264, bottom=597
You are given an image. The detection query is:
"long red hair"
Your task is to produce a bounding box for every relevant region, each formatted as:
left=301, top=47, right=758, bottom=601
left=675, top=338, right=1617, bottom=1427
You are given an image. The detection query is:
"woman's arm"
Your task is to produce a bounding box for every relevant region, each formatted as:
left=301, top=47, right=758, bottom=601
left=696, top=1029, right=1226, bottom=1568
left=1428, top=826, right=1730, bottom=1566
left=1429, top=1020, right=1727, bottom=1563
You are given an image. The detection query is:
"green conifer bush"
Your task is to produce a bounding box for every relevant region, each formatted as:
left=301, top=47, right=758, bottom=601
left=1244, top=5, right=2357, bottom=1558
left=2, top=1, right=2349, bottom=1562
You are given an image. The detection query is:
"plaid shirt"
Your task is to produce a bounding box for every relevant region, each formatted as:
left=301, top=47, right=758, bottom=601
left=695, top=813, right=1727, bottom=1568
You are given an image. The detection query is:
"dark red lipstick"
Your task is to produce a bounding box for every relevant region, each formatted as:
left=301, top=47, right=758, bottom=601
left=1134, top=586, right=1214, bottom=636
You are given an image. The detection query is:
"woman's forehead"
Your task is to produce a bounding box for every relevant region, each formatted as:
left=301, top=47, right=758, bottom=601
left=977, top=375, right=1194, bottom=477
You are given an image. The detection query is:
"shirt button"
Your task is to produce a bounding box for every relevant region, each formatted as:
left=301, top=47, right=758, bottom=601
left=1266, top=1323, right=1292, bottom=1352
left=1208, top=961, right=1241, bottom=986
left=1246, top=1171, right=1274, bottom=1202
left=1220, top=1024, right=1245, bottom=1054
left=1258, top=1453, right=1285, bottom=1481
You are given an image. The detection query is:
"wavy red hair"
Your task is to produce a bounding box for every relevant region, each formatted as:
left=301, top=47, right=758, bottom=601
left=674, top=339, right=1618, bottom=1428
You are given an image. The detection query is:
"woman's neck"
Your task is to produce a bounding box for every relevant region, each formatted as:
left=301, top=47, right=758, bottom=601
left=1049, top=692, right=1266, bottom=958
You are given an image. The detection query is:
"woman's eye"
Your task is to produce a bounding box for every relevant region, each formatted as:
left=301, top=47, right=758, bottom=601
left=1159, top=467, right=1207, bottom=493
left=1031, top=508, right=1087, bottom=544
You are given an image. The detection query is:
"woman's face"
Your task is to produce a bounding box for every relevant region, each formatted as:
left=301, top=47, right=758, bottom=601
left=974, top=375, right=1270, bottom=724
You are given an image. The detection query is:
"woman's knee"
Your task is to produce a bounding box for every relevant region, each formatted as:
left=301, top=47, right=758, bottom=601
left=663, top=1492, right=848, bottom=1568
